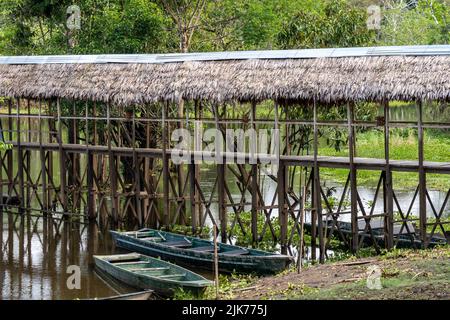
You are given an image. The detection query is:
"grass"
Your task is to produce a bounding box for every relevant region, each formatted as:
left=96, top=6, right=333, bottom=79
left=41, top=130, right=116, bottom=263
left=243, top=246, right=450, bottom=300
left=319, top=129, right=450, bottom=190
left=173, top=272, right=258, bottom=300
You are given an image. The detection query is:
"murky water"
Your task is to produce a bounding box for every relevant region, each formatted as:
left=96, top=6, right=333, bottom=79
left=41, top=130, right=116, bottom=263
left=0, top=213, right=140, bottom=300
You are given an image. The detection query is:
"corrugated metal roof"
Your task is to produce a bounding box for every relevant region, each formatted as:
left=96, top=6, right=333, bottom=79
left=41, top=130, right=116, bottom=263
left=1, top=45, right=449, bottom=65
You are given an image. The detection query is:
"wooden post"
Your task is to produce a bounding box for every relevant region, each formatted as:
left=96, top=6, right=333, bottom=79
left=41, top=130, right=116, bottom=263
left=162, top=102, right=170, bottom=228
left=86, top=102, right=95, bottom=220
left=250, top=102, right=258, bottom=247
left=177, top=100, right=186, bottom=225
left=87, top=150, right=95, bottom=220
left=7, top=100, right=13, bottom=201
left=189, top=161, right=197, bottom=233
left=278, top=160, right=288, bottom=255
left=26, top=99, right=31, bottom=210
left=298, top=182, right=307, bottom=272
left=218, top=163, right=227, bottom=243
left=383, top=100, right=394, bottom=249
left=132, top=108, right=143, bottom=227
left=57, top=98, right=67, bottom=215
left=251, top=163, right=258, bottom=247
left=213, top=225, right=219, bottom=299
left=417, top=100, right=427, bottom=247
left=107, top=102, right=118, bottom=225
left=193, top=101, right=203, bottom=232
left=38, top=100, right=48, bottom=214
left=213, top=103, right=227, bottom=243
left=313, top=99, right=324, bottom=263
left=347, top=102, right=359, bottom=253
left=47, top=101, right=54, bottom=210
left=16, top=99, right=25, bottom=212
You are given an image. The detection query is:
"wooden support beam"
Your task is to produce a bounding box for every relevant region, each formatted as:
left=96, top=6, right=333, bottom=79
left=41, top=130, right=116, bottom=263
left=251, top=163, right=258, bottom=247
left=177, top=100, right=186, bottom=225
left=189, top=161, right=197, bottom=233
left=417, top=100, right=427, bottom=247
left=278, top=160, right=288, bottom=255
left=87, top=150, right=95, bottom=220
left=26, top=99, right=31, bottom=209
left=132, top=107, right=143, bottom=227
left=107, top=103, right=118, bottom=224
left=347, top=102, right=359, bottom=253
left=250, top=102, right=258, bottom=247
left=383, top=100, right=394, bottom=249
left=38, top=100, right=48, bottom=213
left=57, top=98, right=67, bottom=215
left=16, top=99, right=25, bottom=212
left=47, top=101, right=54, bottom=208
left=313, top=99, right=324, bottom=263
left=194, top=101, right=203, bottom=229
left=162, top=102, right=170, bottom=228
left=218, top=163, right=227, bottom=243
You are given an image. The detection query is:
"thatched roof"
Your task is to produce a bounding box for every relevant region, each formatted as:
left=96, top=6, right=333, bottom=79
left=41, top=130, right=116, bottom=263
left=0, top=47, right=449, bottom=105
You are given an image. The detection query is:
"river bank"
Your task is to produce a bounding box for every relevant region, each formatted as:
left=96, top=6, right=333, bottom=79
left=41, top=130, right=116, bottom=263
left=225, top=246, right=449, bottom=300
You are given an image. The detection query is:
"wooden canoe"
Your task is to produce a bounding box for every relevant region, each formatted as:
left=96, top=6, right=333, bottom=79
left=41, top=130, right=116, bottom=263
left=89, top=290, right=153, bottom=300
left=303, top=219, right=448, bottom=248
left=110, top=229, right=294, bottom=275
left=93, top=253, right=213, bottom=297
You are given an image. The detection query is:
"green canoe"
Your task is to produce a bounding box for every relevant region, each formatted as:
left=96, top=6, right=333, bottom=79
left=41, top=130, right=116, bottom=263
left=110, top=228, right=294, bottom=275
left=93, top=253, right=213, bottom=297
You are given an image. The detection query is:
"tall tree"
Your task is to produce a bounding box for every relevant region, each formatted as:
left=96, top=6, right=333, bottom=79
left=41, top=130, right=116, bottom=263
left=277, top=0, right=376, bottom=49
left=153, top=0, right=207, bottom=53
left=379, top=0, right=450, bottom=45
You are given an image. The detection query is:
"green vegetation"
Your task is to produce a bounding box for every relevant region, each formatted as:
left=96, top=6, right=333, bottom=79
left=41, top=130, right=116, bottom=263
left=173, top=272, right=257, bottom=300
left=1, top=0, right=449, bottom=56
left=236, top=246, right=450, bottom=300
left=319, top=129, right=450, bottom=190
left=294, top=248, right=450, bottom=300
left=172, top=246, right=449, bottom=300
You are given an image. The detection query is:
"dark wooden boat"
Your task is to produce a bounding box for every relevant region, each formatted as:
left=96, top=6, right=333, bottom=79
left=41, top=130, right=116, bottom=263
left=93, top=253, right=213, bottom=297
left=110, top=229, right=294, bottom=275
left=304, top=219, right=448, bottom=248
left=90, top=290, right=153, bottom=300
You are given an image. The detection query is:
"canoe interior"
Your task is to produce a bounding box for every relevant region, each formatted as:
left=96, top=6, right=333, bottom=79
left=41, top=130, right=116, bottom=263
left=120, top=229, right=281, bottom=257
left=97, top=253, right=211, bottom=283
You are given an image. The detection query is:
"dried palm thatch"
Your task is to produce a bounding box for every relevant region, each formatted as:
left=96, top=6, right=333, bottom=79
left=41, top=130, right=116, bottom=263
left=0, top=55, right=449, bottom=105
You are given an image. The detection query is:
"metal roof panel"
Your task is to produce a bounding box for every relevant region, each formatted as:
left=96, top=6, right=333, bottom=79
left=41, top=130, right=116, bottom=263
left=1, top=45, right=449, bottom=65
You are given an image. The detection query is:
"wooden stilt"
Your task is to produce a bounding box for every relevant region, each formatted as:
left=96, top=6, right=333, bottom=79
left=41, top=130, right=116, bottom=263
left=347, top=102, right=358, bottom=253
left=417, top=100, right=427, bottom=247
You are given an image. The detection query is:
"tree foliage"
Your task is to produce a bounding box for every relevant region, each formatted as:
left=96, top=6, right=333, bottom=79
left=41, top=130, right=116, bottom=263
left=0, top=0, right=448, bottom=55
left=278, top=0, right=376, bottom=49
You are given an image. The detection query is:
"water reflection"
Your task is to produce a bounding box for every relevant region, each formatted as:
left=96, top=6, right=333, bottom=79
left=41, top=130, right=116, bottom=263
left=0, top=212, right=133, bottom=300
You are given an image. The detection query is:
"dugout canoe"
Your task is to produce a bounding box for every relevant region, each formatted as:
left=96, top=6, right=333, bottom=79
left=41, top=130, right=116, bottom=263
left=93, top=253, right=212, bottom=297
left=110, top=228, right=294, bottom=275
